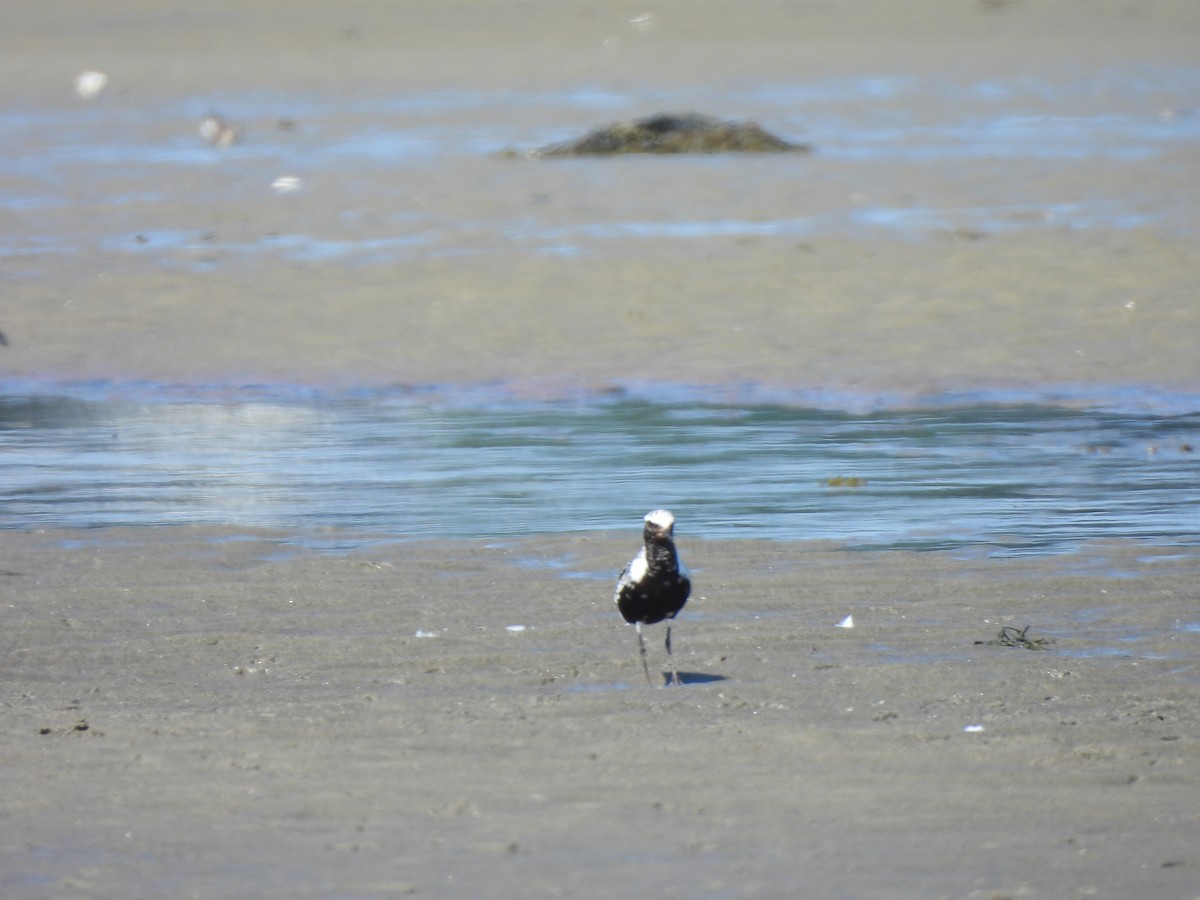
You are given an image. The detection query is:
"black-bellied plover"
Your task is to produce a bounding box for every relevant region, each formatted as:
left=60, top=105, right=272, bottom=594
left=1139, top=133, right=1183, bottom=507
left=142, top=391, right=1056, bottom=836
left=613, top=509, right=691, bottom=686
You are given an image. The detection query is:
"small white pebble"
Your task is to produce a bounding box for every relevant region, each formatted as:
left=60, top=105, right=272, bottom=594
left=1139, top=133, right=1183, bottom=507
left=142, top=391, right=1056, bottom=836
left=629, top=13, right=656, bottom=33
left=963, top=724, right=985, bottom=733
left=414, top=629, right=438, bottom=638
left=199, top=114, right=242, bottom=148
left=75, top=70, right=108, bottom=100
left=271, top=175, right=303, bottom=193
left=836, top=614, right=854, bottom=629
left=505, top=624, right=527, bottom=633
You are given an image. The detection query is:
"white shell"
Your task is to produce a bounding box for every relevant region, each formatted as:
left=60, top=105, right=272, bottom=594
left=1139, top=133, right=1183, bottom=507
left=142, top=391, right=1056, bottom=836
left=75, top=70, right=108, bottom=100
left=199, top=115, right=242, bottom=148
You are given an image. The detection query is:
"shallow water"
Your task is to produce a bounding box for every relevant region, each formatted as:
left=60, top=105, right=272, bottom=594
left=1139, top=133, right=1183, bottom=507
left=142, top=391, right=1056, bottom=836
left=3, top=69, right=1198, bottom=552
left=2, top=69, right=1198, bottom=266
left=1, top=383, right=1195, bottom=553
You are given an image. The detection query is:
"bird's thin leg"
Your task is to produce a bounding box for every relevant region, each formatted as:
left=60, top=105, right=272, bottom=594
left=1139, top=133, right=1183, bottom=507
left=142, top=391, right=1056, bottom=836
left=665, top=624, right=681, bottom=686
left=635, top=622, right=653, bottom=687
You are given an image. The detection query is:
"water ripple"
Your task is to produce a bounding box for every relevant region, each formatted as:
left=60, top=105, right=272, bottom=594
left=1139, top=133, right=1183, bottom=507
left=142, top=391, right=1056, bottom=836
left=1, top=384, right=1195, bottom=553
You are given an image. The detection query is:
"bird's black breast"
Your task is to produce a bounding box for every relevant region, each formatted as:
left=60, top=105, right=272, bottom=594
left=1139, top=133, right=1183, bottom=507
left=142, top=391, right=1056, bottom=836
left=615, top=567, right=690, bottom=626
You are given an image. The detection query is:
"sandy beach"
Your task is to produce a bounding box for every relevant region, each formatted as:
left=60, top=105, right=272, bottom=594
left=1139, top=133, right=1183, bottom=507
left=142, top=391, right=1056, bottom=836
left=3, top=528, right=1199, bottom=897
left=3, top=1, right=1200, bottom=897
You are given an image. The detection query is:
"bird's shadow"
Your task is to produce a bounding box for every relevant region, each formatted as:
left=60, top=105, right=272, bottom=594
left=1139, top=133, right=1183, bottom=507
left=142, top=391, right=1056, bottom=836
left=668, top=671, right=727, bottom=686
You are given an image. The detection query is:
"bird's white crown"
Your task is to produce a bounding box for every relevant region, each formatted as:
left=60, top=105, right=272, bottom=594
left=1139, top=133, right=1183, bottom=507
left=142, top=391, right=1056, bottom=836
left=644, top=509, right=675, bottom=530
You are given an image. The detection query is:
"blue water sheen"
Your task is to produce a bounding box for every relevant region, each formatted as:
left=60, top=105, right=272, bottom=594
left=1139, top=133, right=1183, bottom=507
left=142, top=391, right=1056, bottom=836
left=1, top=383, right=1196, bottom=553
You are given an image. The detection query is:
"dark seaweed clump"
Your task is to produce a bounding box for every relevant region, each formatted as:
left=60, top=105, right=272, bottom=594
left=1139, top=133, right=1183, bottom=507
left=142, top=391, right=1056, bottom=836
left=530, top=112, right=811, bottom=157
left=975, top=625, right=1056, bottom=651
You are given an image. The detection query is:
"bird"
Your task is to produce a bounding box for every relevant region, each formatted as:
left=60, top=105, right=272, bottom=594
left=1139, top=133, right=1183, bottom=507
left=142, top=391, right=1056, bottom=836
left=613, top=509, right=691, bottom=686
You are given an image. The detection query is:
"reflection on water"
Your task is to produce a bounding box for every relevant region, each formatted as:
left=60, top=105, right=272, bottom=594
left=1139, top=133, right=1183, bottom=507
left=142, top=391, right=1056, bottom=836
left=1, top=384, right=1196, bottom=553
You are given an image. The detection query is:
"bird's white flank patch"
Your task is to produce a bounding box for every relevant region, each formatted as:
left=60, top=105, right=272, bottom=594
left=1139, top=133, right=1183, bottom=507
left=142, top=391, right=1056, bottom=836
left=645, top=509, right=675, bottom=530
left=627, top=548, right=649, bottom=584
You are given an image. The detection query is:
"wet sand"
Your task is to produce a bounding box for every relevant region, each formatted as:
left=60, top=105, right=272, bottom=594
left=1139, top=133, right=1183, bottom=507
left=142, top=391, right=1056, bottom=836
left=3, top=528, right=1198, bottom=897
left=3, top=1, right=1200, bottom=896
left=7, top=232, right=1198, bottom=399
left=2, top=1, right=1199, bottom=398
